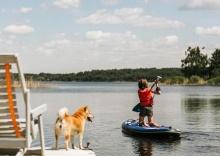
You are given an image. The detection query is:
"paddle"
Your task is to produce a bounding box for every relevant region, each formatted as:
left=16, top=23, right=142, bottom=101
left=132, top=76, right=162, bottom=112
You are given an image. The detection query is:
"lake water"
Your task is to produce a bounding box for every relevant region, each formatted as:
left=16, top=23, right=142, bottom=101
left=17, top=82, right=220, bottom=156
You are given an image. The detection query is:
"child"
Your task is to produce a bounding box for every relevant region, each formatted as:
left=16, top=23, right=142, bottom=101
left=138, top=79, right=161, bottom=127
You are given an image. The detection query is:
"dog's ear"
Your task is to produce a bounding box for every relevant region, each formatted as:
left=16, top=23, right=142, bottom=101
left=84, top=105, right=88, bottom=112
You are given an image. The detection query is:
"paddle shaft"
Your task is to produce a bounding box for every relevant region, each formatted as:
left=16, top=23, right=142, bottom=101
left=151, top=76, right=162, bottom=89
left=151, top=76, right=162, bottom=98
left=151, top=82, right=156, bottom=89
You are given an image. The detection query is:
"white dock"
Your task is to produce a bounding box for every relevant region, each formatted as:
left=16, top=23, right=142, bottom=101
left=0, top=147, right=96, bottom=156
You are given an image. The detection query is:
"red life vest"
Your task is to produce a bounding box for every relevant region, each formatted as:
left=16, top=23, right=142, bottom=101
left=138, top=88, right=153, bottom=106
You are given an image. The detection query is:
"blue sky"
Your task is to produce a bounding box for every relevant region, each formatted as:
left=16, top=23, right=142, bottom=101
left=0, top=0, right=220, bottom=73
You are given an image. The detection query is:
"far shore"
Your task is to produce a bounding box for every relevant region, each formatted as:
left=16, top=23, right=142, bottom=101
left=0, top=80, right=217, bottom=89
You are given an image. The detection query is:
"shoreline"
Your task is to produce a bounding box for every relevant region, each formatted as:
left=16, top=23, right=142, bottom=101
left=0, top=81, right=217, bottom=89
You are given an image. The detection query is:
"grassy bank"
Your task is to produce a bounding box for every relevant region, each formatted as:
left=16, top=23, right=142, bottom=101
left=14, top=81, right=58, bottom=89
left=1, top=76, right=219, bottom=89
left=0, top=81, right=58, bottom=89
left=162, top=76, right=220, bottom=86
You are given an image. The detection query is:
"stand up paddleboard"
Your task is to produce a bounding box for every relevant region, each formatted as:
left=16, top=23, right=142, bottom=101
left=122, top=119, right=181, bottom=138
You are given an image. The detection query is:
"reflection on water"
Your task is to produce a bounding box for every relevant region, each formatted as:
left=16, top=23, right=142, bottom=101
left=210, top=98, right=220, bottom=110
left=179, top=87, right=220, bottom=155
left=15, top=82, right=220, bottom=156
left=129, top=135, right=181, bottom=156
left=183, top=98, right=208, bottom=112
left=181, top=94, right=220, bottom=132
left=132, top=138, right=153, bottom=156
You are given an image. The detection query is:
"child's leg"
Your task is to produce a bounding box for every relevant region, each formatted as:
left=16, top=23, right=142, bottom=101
left=139, top=116, right=149, bottom=127
left=139, top=106, right=149, bottom=127
left=139, top=116, right=144, bottom=125
left=147, top=116, right=160, bottom=127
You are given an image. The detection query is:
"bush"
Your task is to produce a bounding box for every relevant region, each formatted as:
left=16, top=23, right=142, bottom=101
left=188, top=75, right=206, bottom=85
left=207, top=76, right=220, bottom=86
left=162, top=76, right=187, bottom=85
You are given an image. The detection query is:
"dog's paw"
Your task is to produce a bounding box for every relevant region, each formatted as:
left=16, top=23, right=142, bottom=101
left=72, top=145, right=77, bottom=149
left=79, top=147, right=84, bottom=150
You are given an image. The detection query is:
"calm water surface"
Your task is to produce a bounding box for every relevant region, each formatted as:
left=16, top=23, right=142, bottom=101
left=17, top=82, right=220, bottom=156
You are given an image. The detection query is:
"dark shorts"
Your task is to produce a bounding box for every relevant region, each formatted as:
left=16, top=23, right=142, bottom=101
left=139, top=105, right=153, bottom=117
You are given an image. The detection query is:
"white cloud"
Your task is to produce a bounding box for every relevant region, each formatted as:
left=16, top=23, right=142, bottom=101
left=44, top=39, right=71, bottom=47
left=0, top=29, right=182, bottom=73
left=82, top=32, right=181, bottom=69
left=0, top=9, right=5, bottom=14
left=151, top=35, right=178, bottom=47
left=35, top=47, right=54, bottom=55
left=76, top=8, right=185, bottom=29
left=36, top=31, right=179, bottom=59
left=53, top=0, right=80, bottom=9
left=85, top=31, right=137, bottom=41
left=83, top=31, right=179, bottom=62
left=0, top=38, right=13, bottom=45
left=102, top=0, right=121, bottom=5
left=20, top=7, right=32, bottom=13
left=84, top=31, right=139, bottom=49
left=195, top=26, right=220, bottom=36
left=180, top=0, right=220, bottom=10
left=3, top=25, right=35, bottom=34
left=35, top=39, right=71, bottom=55
left=85, top=31, right=113, bottom=40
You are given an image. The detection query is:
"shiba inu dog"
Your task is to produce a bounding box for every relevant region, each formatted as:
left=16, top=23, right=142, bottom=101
left=54, top=106, right=94, bottom=150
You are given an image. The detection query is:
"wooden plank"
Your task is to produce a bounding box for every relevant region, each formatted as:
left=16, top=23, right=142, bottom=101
left=0, top=79, right=14, bottom=85
left=0, top=120, right=26, bottom=130
left=0, top=148, right=22, bottom=155
left=0, top=138, right=26, bottom=148
left=0, top=80, right=6, bottom=85
left=0, top=64, right=11, bottom=69
left=0, top=118, right=26, bottom=123
left=0, top=107, right=18, bottom=113
left=0, top=101, right=17, bottom=107
left=0, top=122, right=25, bottom=127
left=31, top=104, right=47, bottom=118
left=0, top=87, right=7, bottom=92
left=0, top=128, right=24, bottom=133
left=0, top=94, right=16, bottom=100
left=0, top=113, right=19, bottom=119
left=0, top=87, right=15, bottom=93
left=0, top=119, right=25, bottom=127
left=0, top=122, right=24, bottom=126
left=0, top=54, right=18, bottom=64
left=0, top=126, right=25, bottom=137
left=0, top=130, right=17, bottom=135
left=0, top=125, right=14, bottom=129
left=0, top=133, right=17, bottom=137
left=0, top=127, right=16, bottom=131
left=0, top=73, right=6, bottom=79
left=0, top=121, right=24, bottom=128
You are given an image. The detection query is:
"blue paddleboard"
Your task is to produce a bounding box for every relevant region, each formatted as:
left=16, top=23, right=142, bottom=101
left=122, top=119, right=181, bottom=137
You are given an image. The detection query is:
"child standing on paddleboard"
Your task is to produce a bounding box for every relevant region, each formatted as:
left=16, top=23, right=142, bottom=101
left=138, top=79, right=161, bottom=127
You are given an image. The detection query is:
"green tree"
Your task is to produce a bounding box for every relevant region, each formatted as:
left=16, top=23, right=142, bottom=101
left=209, top=48, right=220, bottom=77
left=181, top=47, right=209, bottom=78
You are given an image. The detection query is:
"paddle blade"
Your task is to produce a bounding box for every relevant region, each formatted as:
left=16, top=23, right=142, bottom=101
left=132, top=103, right=140, bottom=112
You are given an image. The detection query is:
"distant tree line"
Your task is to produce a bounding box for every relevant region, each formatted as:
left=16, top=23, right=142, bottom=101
left=13, top=68, right=182, bottom=82
left=11, top=46, right=220, bottom=84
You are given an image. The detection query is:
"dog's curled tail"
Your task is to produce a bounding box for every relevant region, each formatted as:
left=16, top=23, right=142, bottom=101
left=58, top=107, right=68, bottom=120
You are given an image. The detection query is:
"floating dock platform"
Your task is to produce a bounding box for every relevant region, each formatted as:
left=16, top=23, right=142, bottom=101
left=0, top=147, right=96, bottom=156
